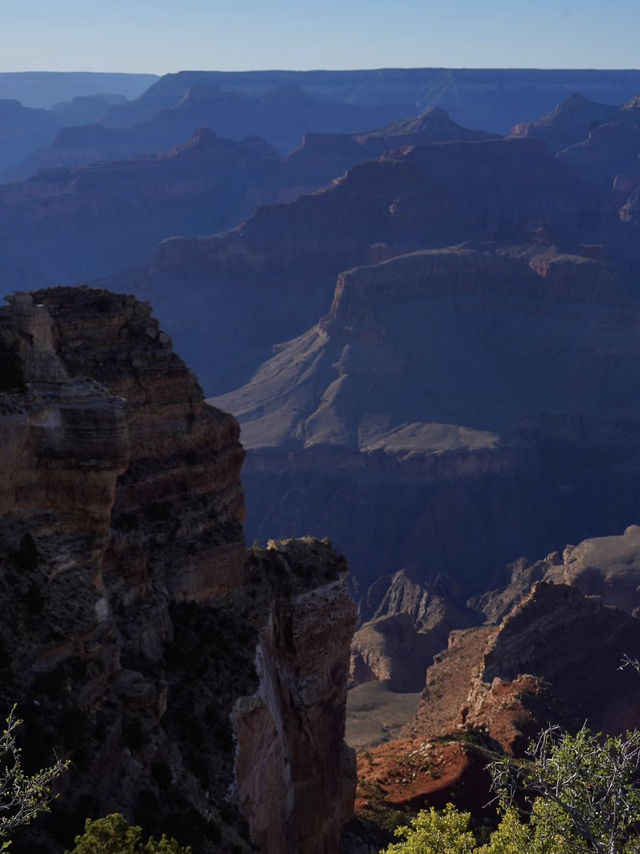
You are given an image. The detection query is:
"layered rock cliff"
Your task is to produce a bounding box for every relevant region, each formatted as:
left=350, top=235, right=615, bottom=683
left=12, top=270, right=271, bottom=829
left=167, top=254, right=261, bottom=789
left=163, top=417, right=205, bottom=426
left=0, top=129, right=280, bottom=290
left=350, top=571, right=481, bottom=691
left=476, top=523, right=640, bottom=621
left=507, top=93, right=628, bottom=153
left=0, top=287, right=355, bottom=854
left=280, top=108, right=497, bottom=197
left=213, top=242, right=640, bottom=590
left=353, top=571, right=640, bottom=838
left=112, top=136, right=610, bottom=396
left=15, top=83, right=409, bottom=178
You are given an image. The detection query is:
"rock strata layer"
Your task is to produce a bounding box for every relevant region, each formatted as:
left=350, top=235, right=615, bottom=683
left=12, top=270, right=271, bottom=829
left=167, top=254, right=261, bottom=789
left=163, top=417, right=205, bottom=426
left=0, top=287, right=355, bottom=854
left=215, top=241, right=640, bottom=591
left=353, top=574, right=640, bottom=838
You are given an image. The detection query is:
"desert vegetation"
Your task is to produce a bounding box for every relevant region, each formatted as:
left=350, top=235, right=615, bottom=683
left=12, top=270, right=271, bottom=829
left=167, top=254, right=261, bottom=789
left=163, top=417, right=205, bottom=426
left=384, top=725, right=640, bottom=854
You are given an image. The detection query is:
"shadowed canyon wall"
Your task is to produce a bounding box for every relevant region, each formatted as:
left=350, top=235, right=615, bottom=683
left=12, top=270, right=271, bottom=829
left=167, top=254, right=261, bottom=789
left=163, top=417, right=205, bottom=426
left=0, top=287, right=355, bottom=854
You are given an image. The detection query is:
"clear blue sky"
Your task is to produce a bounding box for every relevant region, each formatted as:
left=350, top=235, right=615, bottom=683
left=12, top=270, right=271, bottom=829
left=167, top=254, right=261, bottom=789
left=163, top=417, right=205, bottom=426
left=2, top=0, right=638, bottom=73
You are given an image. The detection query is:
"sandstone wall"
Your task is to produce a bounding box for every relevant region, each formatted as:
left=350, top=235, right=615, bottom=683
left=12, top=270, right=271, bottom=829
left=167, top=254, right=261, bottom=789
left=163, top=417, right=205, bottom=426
left=233, top=539, right=356, bottom=854
left=0, top=288, right=355, bottom=854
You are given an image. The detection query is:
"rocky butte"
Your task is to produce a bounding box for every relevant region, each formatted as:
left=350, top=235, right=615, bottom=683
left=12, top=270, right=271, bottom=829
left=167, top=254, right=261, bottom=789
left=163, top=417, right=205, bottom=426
left=0, top=286, right=355, bottom=854
left=213, top=240, right=640, bottom=591
left=350, top=528, right=640, bottom=844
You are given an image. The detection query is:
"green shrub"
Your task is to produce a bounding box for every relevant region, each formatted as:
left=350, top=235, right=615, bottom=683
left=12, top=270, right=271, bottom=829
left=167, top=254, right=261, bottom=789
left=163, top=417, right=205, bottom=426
left=383, top=804, right=476, bottom=854
left=384, top=725, right=640, bottom=854
left=66, top=813, right=190, bottom=854
left=0, top=706, right=68, bottom=843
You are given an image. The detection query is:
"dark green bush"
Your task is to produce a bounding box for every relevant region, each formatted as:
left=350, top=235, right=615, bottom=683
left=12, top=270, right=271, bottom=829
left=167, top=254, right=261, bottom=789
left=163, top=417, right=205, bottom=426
left=66, top=813, right=190, bottom=853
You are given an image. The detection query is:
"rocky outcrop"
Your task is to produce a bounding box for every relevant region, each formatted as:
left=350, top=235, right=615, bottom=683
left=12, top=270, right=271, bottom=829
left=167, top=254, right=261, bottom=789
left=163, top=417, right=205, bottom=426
left=280, top=108, right=497, bottom=196
left=0, top=287, right=355, bottom=854
left=478, top=524, right=640, bottom=621
left=234, top=539, right=356, bottom=854
left=472, top=581, right=640, bottom=737
left=353, top=575, right=640, bottom=835
left=508, top=93, right=625, bottom=152
left=28, top=285, right=248, bottom=603
left=350, top=571, right=481, bottom=691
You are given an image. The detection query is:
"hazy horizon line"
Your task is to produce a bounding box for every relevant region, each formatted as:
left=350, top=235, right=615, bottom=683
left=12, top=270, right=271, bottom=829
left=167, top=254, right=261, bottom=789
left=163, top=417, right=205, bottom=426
left=1, top=65, right=640, bottom=76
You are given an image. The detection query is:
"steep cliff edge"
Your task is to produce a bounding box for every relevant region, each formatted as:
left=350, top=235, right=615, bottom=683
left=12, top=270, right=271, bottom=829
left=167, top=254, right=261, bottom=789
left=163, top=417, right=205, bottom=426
left=109, top=136, right=609, bottom=396
left=214, top=243, right=640, bottom=591
left=350, top=571, right=481, bottom=692
left=353, top=578, right=640, bottom=837
left=0, top=287, right=355, bottom=854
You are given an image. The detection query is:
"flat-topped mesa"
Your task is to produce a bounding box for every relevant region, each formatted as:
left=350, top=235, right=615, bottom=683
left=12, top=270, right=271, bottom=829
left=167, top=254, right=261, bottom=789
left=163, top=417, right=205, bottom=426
left=327, top=245, right=622, bottom=327
left=222, top=242, right=632, bottom=453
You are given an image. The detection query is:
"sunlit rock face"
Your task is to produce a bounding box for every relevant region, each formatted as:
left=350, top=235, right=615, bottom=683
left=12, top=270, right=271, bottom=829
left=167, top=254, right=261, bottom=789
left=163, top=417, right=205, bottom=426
left=0, top=288, right=355, bottom=854
left=29, top=286, right=248, bottom=603
left=352, top=570, right=640, bottom=833
left=234, top=539, right=356, bottom=854
left=477, top=524, right=640, bottom=620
